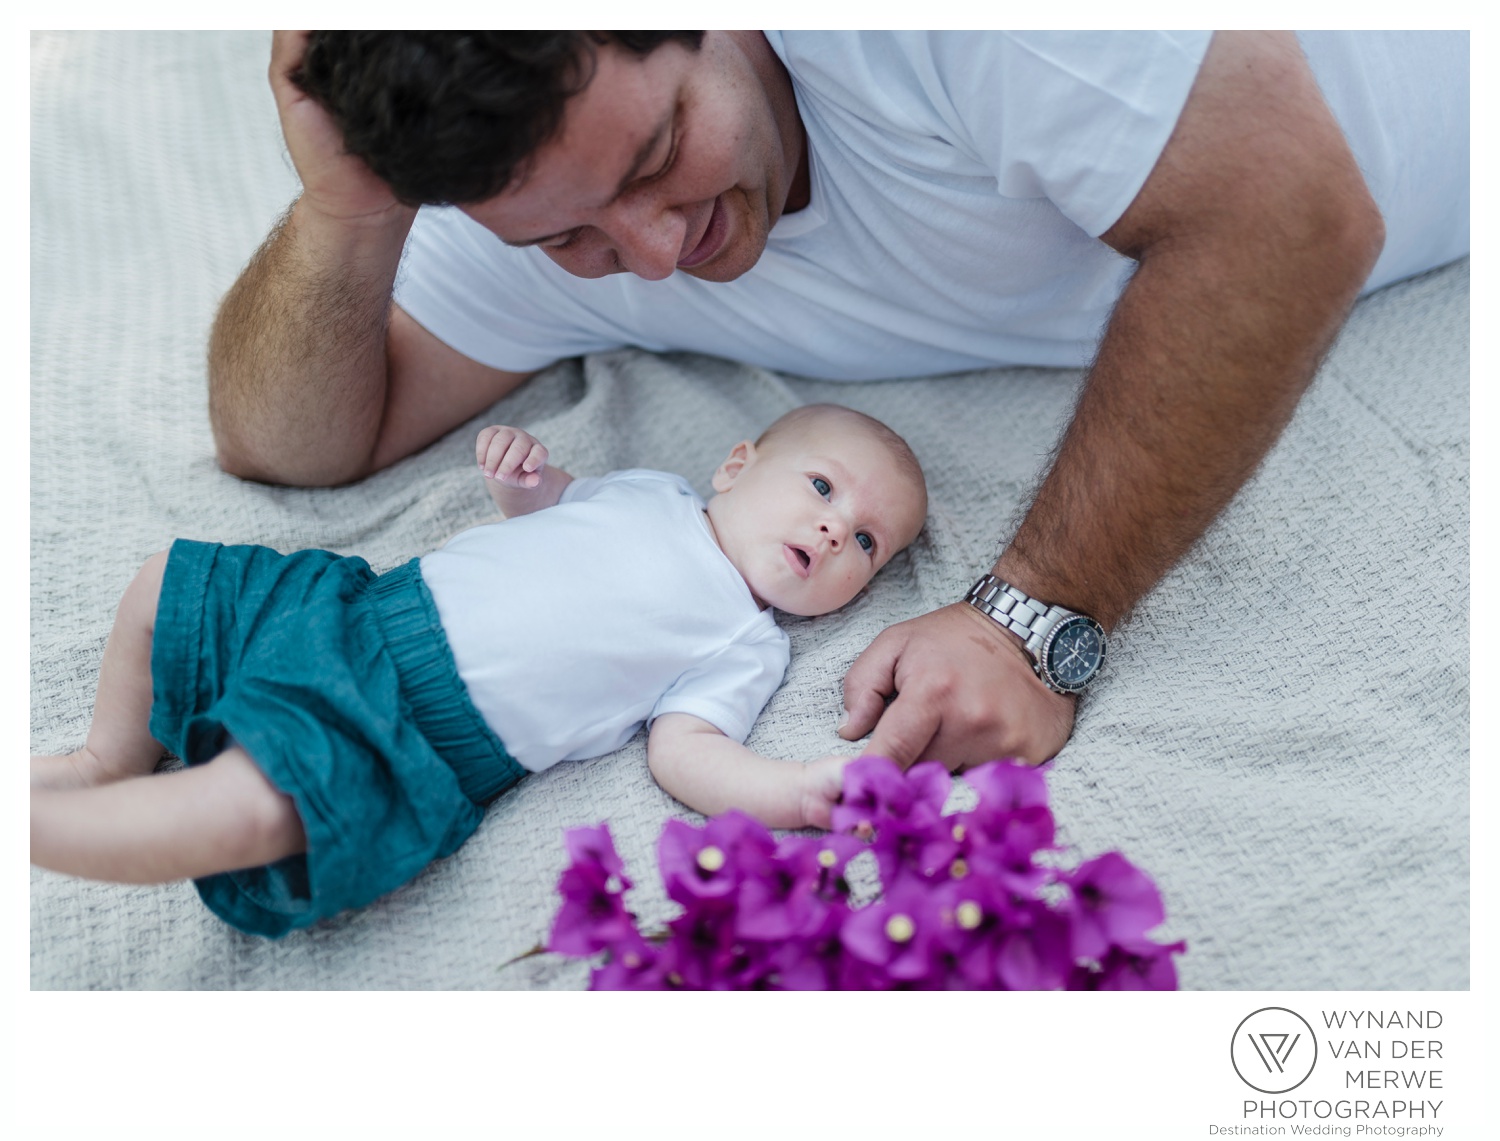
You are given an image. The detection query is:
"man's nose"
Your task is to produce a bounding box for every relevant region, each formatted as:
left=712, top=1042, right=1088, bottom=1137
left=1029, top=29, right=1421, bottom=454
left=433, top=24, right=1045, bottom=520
left=605, top=198, right=686, bottom=281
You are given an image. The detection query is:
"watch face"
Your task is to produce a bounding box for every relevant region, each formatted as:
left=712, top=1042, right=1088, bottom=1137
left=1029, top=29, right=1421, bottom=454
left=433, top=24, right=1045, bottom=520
left=1042, top=615, right=1106, bottom=693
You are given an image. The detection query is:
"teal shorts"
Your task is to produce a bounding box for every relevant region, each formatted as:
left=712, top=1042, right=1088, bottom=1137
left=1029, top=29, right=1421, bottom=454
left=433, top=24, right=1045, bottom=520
left=149, top=539, right=526, bottom=938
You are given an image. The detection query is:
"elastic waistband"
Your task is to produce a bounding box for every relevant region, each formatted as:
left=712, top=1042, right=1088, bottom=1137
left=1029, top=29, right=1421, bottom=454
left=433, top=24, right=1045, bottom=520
left=362, top=559, right=526, bottom=805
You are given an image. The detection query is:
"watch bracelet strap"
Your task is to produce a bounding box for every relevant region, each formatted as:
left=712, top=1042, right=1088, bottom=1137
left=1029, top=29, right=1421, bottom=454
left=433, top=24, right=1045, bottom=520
left=963, top=574, right=1072, bottom=659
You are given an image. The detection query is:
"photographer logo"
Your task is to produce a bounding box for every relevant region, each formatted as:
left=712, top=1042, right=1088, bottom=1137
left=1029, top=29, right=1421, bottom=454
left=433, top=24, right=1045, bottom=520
left=1230, top=1007, right=1317, bottom=1094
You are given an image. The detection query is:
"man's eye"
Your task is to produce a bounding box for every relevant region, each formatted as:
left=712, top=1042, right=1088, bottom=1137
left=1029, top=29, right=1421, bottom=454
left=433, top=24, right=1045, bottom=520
left=811, top=477, right=831, bottom=497
left=857, top=533, right=875, bottom=553
left=647, top=133, right=679, bottom=182
left=545, top=230, right=582, bottom=252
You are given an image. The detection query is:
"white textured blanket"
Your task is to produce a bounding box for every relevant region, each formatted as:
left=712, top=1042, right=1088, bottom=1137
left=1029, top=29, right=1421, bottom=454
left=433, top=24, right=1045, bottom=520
left=29, top=32, right=1469, bottom=989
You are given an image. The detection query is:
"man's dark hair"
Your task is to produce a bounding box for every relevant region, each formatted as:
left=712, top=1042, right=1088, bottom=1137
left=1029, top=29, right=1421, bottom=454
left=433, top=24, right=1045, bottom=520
left=295, top=32, right=704, bottom=206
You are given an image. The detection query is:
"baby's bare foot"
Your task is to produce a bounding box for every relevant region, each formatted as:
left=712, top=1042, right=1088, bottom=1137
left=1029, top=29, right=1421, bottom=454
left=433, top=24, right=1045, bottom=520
left=30, top=748, right=142, bottom=790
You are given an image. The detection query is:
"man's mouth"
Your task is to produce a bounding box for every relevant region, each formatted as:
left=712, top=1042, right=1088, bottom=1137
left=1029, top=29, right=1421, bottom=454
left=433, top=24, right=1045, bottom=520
left=677, top=195, right=728, bottom=269
left=783, top=543, right=812, bottom=578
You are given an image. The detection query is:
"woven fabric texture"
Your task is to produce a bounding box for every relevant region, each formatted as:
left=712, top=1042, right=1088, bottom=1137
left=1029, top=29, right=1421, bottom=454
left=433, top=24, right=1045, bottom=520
left=30, top=32, right=1468, bottom=990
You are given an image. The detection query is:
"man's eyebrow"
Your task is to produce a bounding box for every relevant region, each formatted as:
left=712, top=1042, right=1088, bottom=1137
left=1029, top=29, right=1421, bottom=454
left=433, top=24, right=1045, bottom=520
left=501, top=110, right=675, bottom=250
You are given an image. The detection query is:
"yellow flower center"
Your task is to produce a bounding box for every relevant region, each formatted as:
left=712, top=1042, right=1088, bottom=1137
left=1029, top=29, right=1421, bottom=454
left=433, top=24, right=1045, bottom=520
left=885, top=914, right=916, bottom=943
left=952, top=823, right=966, bottom=842
left=950, top=858, right=969, bottom=879
left=956, top=901, right=983, bottom=930
left=817, top=848, right=838, bottom=868
left=696, top=845, right=726, bottom=873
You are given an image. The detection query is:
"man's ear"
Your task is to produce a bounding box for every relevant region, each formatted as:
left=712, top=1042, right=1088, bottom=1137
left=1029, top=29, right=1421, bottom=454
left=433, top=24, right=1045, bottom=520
left=711, top=440, right=756, bottom=493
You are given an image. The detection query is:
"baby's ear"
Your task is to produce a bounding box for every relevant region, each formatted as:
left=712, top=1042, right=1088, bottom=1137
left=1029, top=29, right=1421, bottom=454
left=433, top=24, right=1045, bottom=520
left=711, top=440, right=756, bottom=493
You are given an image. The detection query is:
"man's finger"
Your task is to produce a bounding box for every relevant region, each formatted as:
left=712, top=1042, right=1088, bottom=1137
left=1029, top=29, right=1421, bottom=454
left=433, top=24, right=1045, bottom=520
left=862, top=696, right=943, bottom=770
left=840, top=632, right=901, bottom=739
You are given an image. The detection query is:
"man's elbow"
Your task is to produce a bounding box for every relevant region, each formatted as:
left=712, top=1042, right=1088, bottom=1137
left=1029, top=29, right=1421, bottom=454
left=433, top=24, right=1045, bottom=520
left=210, top=418, right=374, bottom=488
left=209, top=411, right=266, bottom=482
left=212, top=438, right=289, bottom=486
left=1294, top=160, right=1385, bottom=306
left=1327, top=179, right=1386, bottom=295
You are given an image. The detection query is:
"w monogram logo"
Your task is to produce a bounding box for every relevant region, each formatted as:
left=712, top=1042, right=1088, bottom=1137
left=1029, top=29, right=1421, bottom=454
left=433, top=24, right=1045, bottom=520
left=1231, top=1008, right=1318, bottom=1093
left=1247, top=1031, right=1302, bottom=1074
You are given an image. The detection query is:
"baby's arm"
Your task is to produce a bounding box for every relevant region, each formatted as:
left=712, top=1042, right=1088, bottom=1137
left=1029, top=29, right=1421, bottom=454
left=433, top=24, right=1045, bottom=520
left=647, top=713, right=850, bottom=830
left=476, top=425, right=574, bottom=517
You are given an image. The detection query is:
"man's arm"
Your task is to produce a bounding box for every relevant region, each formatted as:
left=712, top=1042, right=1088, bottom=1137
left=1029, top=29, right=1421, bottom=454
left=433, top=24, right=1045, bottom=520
left=841, top=30, right=1384, bottom=768
left=208, top=31, right=535, bottom=487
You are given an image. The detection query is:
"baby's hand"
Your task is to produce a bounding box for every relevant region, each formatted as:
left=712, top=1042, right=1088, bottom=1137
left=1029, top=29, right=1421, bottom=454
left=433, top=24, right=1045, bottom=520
left=799, top=754, right=855, bottom=831
left=476, top=425, right=548, bottom=489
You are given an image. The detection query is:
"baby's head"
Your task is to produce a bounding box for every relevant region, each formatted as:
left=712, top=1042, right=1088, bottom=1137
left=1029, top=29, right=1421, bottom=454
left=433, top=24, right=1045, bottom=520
left=705, top=404, right=928, bottom=616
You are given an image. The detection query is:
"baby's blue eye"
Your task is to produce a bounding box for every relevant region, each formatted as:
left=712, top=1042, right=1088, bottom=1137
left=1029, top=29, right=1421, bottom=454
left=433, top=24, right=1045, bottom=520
left=857, top=533, right=875, bottom=553
left=811, top=477, right=831, bottom=497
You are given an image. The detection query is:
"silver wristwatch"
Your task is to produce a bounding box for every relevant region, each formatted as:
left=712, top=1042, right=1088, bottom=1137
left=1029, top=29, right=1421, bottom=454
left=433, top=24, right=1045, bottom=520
left=963, top=575, right=1107, bottom=695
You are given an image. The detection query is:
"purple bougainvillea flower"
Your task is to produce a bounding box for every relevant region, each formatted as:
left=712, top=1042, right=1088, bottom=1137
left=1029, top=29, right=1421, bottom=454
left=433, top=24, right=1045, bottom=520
left=563, top=822, right=631, bottom=880
left=923, top=878, right=1003, bottom=988
left=589, top=931, right=670, bottom=991
left=829, top=755, right=918, bottom=835
left=1066, top=851, right=1167, bottom=961
left=774, top=832, right=864, bottom=891
left=868, top=818, right=938, bottom=895
left=658, top=810, right=775, bottom=907
left=905, top=761, right=953, bottom=821
left=760, top=902, right=854, bottom=990
left=843, top=759, right=951, bottom=890
left=664, top=903, right=778, bottom=990
left=1072, top=937, right=1187, bottom=991
left=913, top=812, right=969, bottom=879
left=963, top=764, right=1056, bottom=855
left=546, top=759, right=1184, bottom=990
left=992, top=899, right=1074, bottom=991
left=735, top=832, right=863, bottom=941
left=946, top=762, right=1057, bottom=894
left=962, top=810, right=1054, bottom=896
left=548, top=823, right=637, bottom=956
left=917, top=877, right=1070, bottom=991
left=963, top=760, right=1050, bottom=815
left=841, top=883, right=946, bottom=983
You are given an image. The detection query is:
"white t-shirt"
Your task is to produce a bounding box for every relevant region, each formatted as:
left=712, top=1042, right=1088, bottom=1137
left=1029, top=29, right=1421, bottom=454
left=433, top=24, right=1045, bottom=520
left=419, top=470, right=790, bottom=772
left=391, top=31, right=1468, bottom=381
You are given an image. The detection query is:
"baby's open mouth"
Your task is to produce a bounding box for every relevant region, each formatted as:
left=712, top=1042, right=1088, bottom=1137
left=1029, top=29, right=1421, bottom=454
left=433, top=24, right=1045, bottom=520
left=783, top=544, right=812, bottom=578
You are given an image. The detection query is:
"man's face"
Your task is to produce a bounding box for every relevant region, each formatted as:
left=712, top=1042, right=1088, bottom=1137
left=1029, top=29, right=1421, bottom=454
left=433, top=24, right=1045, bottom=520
left=705, top=421, right=927, bottom=617
left=459, top=32, right=808, bottom=284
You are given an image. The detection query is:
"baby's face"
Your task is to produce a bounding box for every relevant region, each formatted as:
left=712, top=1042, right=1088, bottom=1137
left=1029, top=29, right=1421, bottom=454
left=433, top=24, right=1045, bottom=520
left=705, top=422, right=926, bottom=616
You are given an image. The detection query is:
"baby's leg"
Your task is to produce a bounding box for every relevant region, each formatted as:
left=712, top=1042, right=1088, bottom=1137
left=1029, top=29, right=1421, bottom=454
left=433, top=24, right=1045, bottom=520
left=32, top=552, right=171, bottom=790
left=31, top=743, right=306, bottom=883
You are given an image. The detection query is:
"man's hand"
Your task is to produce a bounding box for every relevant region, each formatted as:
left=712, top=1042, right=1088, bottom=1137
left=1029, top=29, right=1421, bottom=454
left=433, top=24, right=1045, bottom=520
left=268, top=31, right=404, bottom=226
left=839, top=602, right=1075, bottom=770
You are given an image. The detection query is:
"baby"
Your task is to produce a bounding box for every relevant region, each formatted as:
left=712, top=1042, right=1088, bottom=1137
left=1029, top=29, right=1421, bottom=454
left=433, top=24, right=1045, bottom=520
left=31, top=403, right=928, bottom=937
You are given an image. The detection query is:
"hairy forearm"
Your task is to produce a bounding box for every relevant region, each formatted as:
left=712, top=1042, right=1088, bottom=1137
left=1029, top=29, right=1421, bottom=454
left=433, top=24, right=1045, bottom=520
left=993, top=32, right=1386, bottom=630
left=208, top=196, right=416, bottom=485
left=997, top=210, right=1382, bottom=629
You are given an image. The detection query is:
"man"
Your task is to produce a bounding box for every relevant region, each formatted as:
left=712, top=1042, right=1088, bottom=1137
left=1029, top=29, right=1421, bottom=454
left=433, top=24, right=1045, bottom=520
left=208, top=31, right=1469, bottom=772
